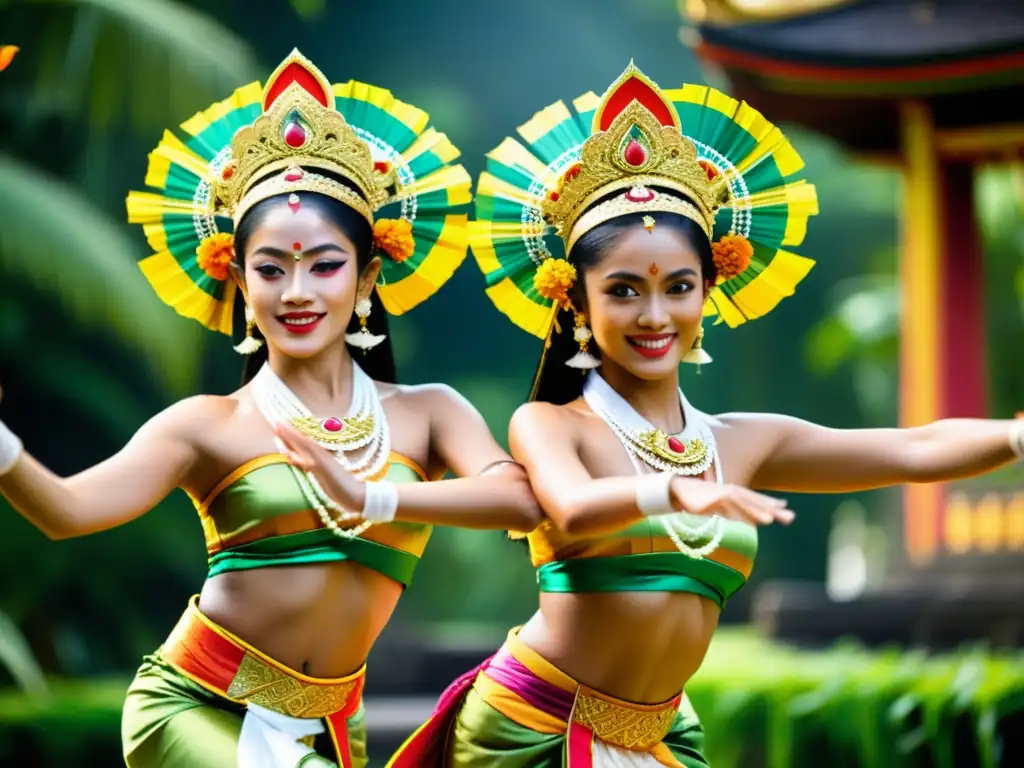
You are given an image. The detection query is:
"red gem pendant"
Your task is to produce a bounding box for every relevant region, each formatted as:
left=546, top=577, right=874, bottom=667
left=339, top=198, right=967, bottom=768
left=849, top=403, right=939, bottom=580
left=667, top=436, right=686, bottom=454
left=322, top=417, right=344, bottom=433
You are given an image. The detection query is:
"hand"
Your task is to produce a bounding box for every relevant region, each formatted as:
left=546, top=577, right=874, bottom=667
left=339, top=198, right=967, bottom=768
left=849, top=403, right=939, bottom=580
left=273, top=421, right=366, bottom=512
left=671, top=476, right=794, bottom=526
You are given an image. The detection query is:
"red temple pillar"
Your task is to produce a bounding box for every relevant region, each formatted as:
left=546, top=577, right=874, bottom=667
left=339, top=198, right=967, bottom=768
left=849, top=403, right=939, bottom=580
left=938, top=160, right=988, bottom=419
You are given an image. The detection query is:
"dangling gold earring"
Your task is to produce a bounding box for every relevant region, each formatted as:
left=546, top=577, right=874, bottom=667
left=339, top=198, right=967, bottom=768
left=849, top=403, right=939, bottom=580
left=345, top=297, right=386, bottom=353
left=564, top=306, right=601, bottom=370
left=234, top=305, right=264, bottom=355
left=682, top=326, right=712, bottom=372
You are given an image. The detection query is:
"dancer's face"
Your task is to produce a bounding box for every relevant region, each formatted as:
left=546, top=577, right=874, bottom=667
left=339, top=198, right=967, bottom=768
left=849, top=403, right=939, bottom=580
left=242, top=202, right=378, bottom=360
left=580, top=223, right=709, bottom=381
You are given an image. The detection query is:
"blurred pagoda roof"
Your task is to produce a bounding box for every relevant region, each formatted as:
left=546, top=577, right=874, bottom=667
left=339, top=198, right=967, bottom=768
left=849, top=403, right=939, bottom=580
left=682, top=0, right=1024, bottom=154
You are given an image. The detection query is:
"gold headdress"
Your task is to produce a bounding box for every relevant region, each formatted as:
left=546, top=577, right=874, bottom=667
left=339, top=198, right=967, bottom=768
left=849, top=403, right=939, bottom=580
left=540, top=65, right=731, bottom=251
left=213, top=54, right=392, bottom=226
left=472, top=61, right=818, bottom=339
left=127, top=49, right=471, bottom=335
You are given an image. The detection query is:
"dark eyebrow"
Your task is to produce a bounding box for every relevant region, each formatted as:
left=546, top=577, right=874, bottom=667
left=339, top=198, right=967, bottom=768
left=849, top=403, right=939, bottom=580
left=252, top=243, right=350, bottom=259
left=665, top=267, right=698, bottom=281
left=604, top=270, right=644, bottom=283
left=603, top=267, right=698, bottom=282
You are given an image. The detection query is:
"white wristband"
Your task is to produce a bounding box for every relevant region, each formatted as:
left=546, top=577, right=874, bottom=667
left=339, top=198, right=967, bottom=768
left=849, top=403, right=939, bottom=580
left=636, top=472, right=676, bottom=517
left=361, top=481, right=398, bottom=523
left=1010, top=420, right=1024, bottom=460
left=0, top=420, right=24, bottom=476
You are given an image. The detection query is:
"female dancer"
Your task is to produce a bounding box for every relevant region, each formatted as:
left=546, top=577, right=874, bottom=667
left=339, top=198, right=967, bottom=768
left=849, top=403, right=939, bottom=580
left=0, top=50, right=539, bottom=768
left=375, top=63, right=1024, bottom=767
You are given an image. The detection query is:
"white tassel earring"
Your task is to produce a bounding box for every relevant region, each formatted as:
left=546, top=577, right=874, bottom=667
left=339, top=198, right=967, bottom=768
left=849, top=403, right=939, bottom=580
left=234, top=305, right=264, bottom=355
left=564, top=308, right=601, bottom=370
left=345, top=297, right=386, bottom=353
left=681, top=326, right=712, bottom=371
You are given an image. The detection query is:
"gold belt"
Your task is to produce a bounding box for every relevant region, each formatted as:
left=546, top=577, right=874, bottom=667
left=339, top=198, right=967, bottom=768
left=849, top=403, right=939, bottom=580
left=162, top=596, right=364, bottom=720
left=571, top=685, right=680, bottom=751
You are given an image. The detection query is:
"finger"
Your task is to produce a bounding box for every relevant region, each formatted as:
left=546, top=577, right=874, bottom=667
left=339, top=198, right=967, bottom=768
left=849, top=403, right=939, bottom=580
left=717, top=499, right=766, bottom=526
left=285, top=451, right=315, bottom=471
left=773, top=507, right=796, bottom=525
left=274, top=421, right=309, bottom=447
left=275, top=422, right=336, bottom=463
left=731, top=498, right=775, bottom=526
left=273, top=423, right=322, bottom=459
left=736, top=488, right=790, bottom=523
left=736, top=486, right=787, bottom=510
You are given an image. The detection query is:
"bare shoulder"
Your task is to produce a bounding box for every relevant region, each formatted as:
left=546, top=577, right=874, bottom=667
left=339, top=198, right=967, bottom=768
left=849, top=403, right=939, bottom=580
left=376, top=381, right=473, bottom=414
left=713, top=411, right=804, bottom=433
left=510, top=399, right=582, bottom=441
left=710, top=412, right=806, bottom=470
left=147, top=394, right=242, bottom=447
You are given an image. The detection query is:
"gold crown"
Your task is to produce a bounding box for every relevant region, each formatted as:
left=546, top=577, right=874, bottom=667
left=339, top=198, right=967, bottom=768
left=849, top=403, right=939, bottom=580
left=540, top=63, right=730, bottom=248
left=212, top=50, right=394, bottom=222
left=565, top=187, right=707, bottom=254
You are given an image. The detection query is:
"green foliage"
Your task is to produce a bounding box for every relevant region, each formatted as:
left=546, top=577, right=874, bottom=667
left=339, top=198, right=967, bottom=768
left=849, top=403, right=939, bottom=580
left=0, top=610, right=47, bottom=698
left=4, top=0, right=258, bottom=133
left=0, top=154, right=202, bottom=395
left=289, top=0, right=324, bottom=20
left=804, top=165, right=1024, bottom=423
left=688, top=631, right=1024, bottom=768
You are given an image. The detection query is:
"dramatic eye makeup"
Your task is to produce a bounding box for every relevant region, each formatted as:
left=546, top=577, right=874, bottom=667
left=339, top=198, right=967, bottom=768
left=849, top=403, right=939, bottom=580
left=602, top=267, right=698, bottom=299
left=310, top=260, right=346, bottom=275
left=250, top=243, right=350, bottom=278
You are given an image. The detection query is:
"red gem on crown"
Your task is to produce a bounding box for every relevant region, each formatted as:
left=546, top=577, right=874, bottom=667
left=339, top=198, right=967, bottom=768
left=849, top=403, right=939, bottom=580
left=667, top=437, right=686, bottom=454
left=283, top=121, right=308, bottom=148
left=623, top=139, right=647, bottom=167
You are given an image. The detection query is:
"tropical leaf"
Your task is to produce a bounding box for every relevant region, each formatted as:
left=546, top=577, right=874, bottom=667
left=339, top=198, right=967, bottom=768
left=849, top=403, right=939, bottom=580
left=3, top=0, right=258, bottom=133
left=0, top=609, right=48, bottom=697
left=289, top=0, right=325, bottom=20
left=805, top=274, right=899, bottom=376
left=0, top=153, right=203, bottom=394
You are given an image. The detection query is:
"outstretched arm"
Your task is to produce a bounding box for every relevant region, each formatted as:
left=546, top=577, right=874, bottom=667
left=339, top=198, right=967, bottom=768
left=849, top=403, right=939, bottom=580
left=276, top=385, right=543, bottom=533
left=507, top=402, right=792, bottom=538
left=734, top=413, right=1022, bottom=493
left=0, top=394, right=203, bottom=539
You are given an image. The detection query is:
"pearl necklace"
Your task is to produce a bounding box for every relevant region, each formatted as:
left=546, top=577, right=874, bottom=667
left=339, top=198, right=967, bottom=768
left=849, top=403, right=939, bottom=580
left=582, top=372, right=725, bottom=560
left=250, top=362, right=391, bottom=539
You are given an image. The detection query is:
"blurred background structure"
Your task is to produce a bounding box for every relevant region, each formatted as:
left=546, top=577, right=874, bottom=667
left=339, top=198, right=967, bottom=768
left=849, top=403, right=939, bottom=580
left=0, top=0, right=1022, bottom=765
left=683, top=0, right=1024, bottom=652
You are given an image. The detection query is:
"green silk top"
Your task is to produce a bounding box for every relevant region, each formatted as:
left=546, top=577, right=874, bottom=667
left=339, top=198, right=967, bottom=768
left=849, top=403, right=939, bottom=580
left=192, top=453, right=430, bottom=588
left=526, top=508, right=757, bottom=609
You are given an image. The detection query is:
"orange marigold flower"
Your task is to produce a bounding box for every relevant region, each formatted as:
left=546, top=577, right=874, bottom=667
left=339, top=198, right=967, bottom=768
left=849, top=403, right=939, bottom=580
left=534, top=258, right=577, bottom=304
left=711, top=234, right=753, bottom=283
left=373, top=218, right=415, bottom=262
left=0, top=46, right=19, bottom=72
left=196, top=232, right=235, bottom=282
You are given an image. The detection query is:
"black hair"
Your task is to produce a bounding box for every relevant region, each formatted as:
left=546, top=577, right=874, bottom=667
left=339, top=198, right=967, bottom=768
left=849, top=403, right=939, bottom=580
left=529, top=190, right=715, bottom=405
left=232, top=171, right=396, bottom=386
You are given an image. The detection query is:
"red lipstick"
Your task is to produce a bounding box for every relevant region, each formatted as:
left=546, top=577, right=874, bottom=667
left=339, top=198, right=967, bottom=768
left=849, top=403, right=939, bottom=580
left=277, top=311, right=325, bottom=335
left=626, top=333, right=676, bottom=359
